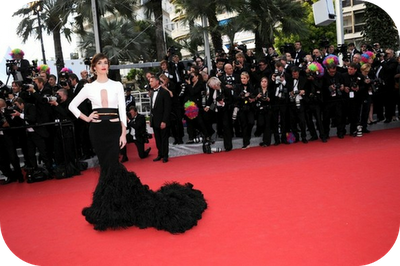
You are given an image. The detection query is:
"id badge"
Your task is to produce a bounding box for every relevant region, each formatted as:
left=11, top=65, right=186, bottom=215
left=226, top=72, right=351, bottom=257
left=349, top=91, right=354, bottom=98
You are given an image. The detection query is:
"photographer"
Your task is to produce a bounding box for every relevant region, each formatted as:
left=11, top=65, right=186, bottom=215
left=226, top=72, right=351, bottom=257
left=233, top=72, right=256, bottom=149
left=287, top=66, right=308, bottom=144
left=343, top=62, right=365, bottom=137
left=0, top=98, right=24, bottom=184
left=159, top=73, right=183, bottom=145
left=206, top=77, right=233, bottom=152
left=233, top=52, right=251, bottom=77
left=251, top=59, right=272, bottom=87
left=255, top=77, right=273, bottom=147
left=70, top=73, right=93, bottom=160
left=322, top=64, right=346, bottom=139
left=194, top=57, right=208, bottom=74
left=11, top=97, right=54, bottom=181
left=375, top=49, right=398, bottom=123
left=26, top=76, right=55, bottom=159
left=48, top=89, right=79, bottom=178
left=270, top=61, right=290, bottom=144
left=182, top=69, right=209, bottom=144
left=209, top=58, right=226, bottom=79
left=48, top=74, right=61, bottom=95
left=8, top=49, right=32, bottom=83
left=304, top=63, right=327, bottom=143
left=121, top=106, right=151, bottom=162
left=360, top=64, right=375, bottom=133
left=58, top=72, right=73, bottom=98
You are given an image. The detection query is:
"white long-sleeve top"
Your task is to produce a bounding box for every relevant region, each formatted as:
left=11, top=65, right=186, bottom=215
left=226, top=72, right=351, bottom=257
left=68, top=79, right=127, bottom=127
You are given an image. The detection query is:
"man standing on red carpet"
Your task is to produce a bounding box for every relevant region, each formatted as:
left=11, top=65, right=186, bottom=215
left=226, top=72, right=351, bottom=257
left=149, top=75, right=171, bottom=163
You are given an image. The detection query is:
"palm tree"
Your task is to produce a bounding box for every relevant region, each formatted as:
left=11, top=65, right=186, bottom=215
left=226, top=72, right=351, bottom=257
left=79, top=17, right=152, bottom=80
left=234, top=0, right=308, bottom=58
left=13, top=0, right=75, bottom=74
left=141, top=0, right=165, bottom=61
left=172, top=0, right=242, bottom=53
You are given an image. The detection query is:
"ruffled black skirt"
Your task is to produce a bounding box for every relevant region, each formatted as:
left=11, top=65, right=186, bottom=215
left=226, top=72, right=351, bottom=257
left=83, top=118, right=207, bottom=233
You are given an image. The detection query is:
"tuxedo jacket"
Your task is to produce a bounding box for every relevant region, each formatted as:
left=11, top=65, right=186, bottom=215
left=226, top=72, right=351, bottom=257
left=168, top=61, right=186, bottom=84
left=150, top=88, right=171, bottom=128
left=23, top=103, right=49, bottom=138
left=14, top=59, right=31, bottom=83
left=127, top=113, right=147, bottom=143
left=292, top=50, right=307, bottom=66
left=287, top=75, right=308, bottom=93
left=72, top=80, right=92, bottom=116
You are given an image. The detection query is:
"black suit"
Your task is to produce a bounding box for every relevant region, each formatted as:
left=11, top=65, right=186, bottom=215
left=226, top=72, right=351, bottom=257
left=287, top=75, right=308, bottom=141
left=126, top=113, right=150, bottom=159
left=292, top=50, right=307, bottom=67
left=0, top=111, right=24, bottom=181
left=12, top=59, right=31, bottom=83
left=150, top=87, right=171, bottom=159
left=72, top=80, right=93, bottom=159
left=22, top=103, right=52, bottom=170
left=211, top=85, right=234, bottom=151
left=168, top=61, right=186, bottom=85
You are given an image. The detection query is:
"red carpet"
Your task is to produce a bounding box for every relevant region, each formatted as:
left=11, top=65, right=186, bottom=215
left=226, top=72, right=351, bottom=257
left=1, top=128, right=400, bottom=266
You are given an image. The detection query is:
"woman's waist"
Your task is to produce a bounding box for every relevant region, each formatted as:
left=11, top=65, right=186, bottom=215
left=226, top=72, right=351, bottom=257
left=93, top=108, right=119, bottom=120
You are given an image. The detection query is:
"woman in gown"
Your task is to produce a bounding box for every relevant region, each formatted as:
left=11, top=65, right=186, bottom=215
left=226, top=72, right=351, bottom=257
left=69, top=53, right=207, bottom=233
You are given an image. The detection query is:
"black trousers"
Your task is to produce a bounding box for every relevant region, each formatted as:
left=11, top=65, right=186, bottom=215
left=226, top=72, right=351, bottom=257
left=26, top=131, right=52, bottom=170
left=153, top=127, right=170, bottom=159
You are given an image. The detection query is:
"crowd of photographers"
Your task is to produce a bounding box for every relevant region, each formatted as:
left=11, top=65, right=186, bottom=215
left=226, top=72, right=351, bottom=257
left=0, top=49, right=92, bottom=183
left=157, top=41, right=400, bottom=153
left=1, top=41, right=400, bottom=184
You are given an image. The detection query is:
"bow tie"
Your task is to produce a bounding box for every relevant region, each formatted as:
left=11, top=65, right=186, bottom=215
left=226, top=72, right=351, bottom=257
left=153, top=89, right=159, bottom=92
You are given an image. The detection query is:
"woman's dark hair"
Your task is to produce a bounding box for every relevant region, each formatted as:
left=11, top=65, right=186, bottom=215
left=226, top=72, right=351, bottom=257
left=90, top=53, right=109, bottom=73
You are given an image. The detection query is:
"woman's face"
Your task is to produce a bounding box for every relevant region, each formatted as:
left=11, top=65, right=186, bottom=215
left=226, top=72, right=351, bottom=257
left=191, top=74, right=198, bottom=83
left=261, top=78, right=268, bottom=88
left=241, top=75, right=249, bottom=85
left=93, top=58, right=109, bottom=75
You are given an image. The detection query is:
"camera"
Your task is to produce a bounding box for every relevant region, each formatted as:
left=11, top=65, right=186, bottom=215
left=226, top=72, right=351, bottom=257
left=59, top=72, right=69, bottom=85
left=22, top=83, right=35, bottom=91
left=235, top=60, right=240, bottom=66
left=42, top=95, right=58, bottom=103
left=83, top=57, right=92, bottom=66
left=216, top=94, right=224, bottom=102
left=5, top=60, right=17, bottom=75
left=350, top=77, right=361, bottom=89
left=167, top=46, right=178, bottom=55
left=179, top=82, right=187, bottom=97
left=330, top=83, right=342, bottom=97
left=225, top=75, right=234, bottom=86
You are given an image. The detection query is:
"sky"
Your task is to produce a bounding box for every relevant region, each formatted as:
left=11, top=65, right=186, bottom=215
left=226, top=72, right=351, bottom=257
left=0, top=4, right=76, bottom=83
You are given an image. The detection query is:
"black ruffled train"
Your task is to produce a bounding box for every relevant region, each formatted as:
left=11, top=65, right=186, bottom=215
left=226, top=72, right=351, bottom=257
left=83, top=116, right=207, bottom=233
left=82, top=163, right=207, bottom=233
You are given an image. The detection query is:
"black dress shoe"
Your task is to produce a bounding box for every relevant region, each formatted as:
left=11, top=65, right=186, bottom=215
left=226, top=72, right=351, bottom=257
left=302, top=139, right=308, bottom=144
left=384, top=119, right=391, bottom=123
left=362, top=129, right=371, bottom=133
left=3, top=177, right=17, bottom=185
left=162, top=158, right=169, bottom=163
left=121, top=157, right=129, bottom=163
left=145, top=147, right=151, bottom=157
left=153, top=156, right=162, bottom=162
left=308, top=136, right=318, bottom=141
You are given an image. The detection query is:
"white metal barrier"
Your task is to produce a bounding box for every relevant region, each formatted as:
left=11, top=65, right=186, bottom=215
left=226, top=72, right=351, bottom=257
left=132, top=90, right=151, bottom=116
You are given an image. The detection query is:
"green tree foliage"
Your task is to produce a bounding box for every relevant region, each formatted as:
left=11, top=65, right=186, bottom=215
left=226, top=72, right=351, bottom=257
left=362, top=2, right=399, bottom=50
